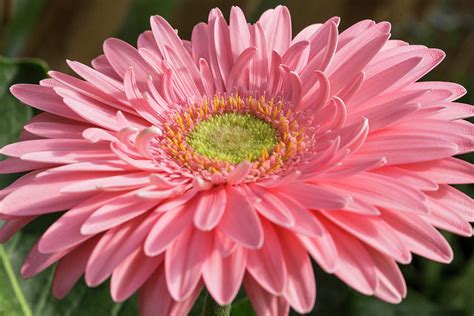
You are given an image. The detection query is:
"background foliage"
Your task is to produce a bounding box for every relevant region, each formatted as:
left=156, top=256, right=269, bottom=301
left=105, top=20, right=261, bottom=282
left=0, top=0, right=473, bottom=315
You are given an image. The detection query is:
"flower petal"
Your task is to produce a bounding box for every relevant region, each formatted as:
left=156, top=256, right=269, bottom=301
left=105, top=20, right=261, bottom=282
left=218, top=186, right=263, bottom=249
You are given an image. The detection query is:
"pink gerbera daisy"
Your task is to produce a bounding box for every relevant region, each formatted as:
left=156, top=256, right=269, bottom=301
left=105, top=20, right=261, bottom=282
left=1, top=5, right=473, bottom=316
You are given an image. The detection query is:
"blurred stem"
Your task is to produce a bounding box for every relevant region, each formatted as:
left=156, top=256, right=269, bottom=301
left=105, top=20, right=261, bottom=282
left=0, top=245, right=33, bottom=316
left=201, top=290, right=231, bottom=316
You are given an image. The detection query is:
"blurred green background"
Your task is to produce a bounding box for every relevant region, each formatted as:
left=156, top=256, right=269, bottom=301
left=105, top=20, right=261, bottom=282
left=0, top=0, right=473, bottom=315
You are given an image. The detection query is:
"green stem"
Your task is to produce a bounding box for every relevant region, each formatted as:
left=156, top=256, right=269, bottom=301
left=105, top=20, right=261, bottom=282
left=201, top=290, right=231, bottom=316
left=0, top=245, right=33, bottom=316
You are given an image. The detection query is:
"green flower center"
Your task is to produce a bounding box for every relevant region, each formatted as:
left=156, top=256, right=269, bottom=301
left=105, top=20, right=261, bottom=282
left=187, top=113, right=278, bottom=164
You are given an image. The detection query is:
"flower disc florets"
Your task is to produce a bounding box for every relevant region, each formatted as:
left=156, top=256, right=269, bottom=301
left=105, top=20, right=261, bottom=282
left=157, top=95, right=310, bottom=182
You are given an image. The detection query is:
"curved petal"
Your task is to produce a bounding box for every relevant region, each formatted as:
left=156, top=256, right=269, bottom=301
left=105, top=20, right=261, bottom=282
left=247, top=220, right=287, bottom=295
left=165, top=227, right=211, bottom=300
left=218, top=186, right=263, bottom=249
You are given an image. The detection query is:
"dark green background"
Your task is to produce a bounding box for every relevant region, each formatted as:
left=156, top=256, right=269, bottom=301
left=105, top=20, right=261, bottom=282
left=0, top=0, right=473, bottom=315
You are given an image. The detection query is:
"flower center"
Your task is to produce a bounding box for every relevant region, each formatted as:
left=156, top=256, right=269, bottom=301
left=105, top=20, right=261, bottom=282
left=187, top=113, right=277, bottom=164
left=159, top=95, right=309, bottom=180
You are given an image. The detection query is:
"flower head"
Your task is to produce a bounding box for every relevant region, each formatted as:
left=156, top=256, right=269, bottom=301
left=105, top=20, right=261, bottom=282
left=1, top=5, right=473, bottom=316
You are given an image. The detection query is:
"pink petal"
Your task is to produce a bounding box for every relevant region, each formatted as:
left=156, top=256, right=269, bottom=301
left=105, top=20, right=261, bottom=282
left=193, top=186, right=227, bottom=231
left=1, top=139, right=107, bottom=158
left=202, top=245, right=247, bottom=305
left=249, top=23, right=269, bottom=91
left=274, top=192, right=323, bottom=237
left=215, top=230, right=237, bottom=257
left=0, top=216, right=36, bottom=243
left=229, top=6, right=250, bottom=59
left=155, top=189, right=197, bottom=212
left=0, top=158, right=53, bottom=174
left=350, top=56, right=423, bottom=106
left=52, top=238, right=98, bottom=298
left=279, top=229, right=316, bottom=313
left=337, top=19, right=374, bottom=49
left=292, top=23, right=322, bottom=43
left=191, top=22, right=209, bottom=63
left=218, top=186, right=263, bottom=249
left=139, top=266, right=201, bottom=316
left=227, top=47, right=257, bottom=93
left=357, top=133, right=458, bottom=165
left=162, top=45, right=202, bottom=99
left=21, top=242, right=72, bottom=278
left=24, top=121, right=87, bottom=139
left=66, top=60, right=126, bottom=100
left=103, top=38, right=155, bottom=84
left=198, top=58, right=215, bottom=95
left=37, top=161, right=131, bottom=177
left=212, top=15, right=233, bottom=88
left=81, top=196, right=158, bottom=234
left=323, top=172, right=429, bottom=213
left=165, top=227, right=211, bottom=300
left=425, top=184, right=473, bottom=222
left=38, top=192, right=125, bottom=253
left=1, top=172, right=99, bottom=216
left=429, top=102, right=474, bottom=120
left=111, top=249, right=163, bottom=302
left=48, top=70, right=130, bottom=112
left=123, top=68, right=163, bottom=125
left=323, top=217, right=377, bottom=295
left=138, top=30, right=160, bottom=53
left=391, top=119, right=473, bottom=154
left=144, top=204, right=193, bottom=256
left=85, top=212, right=159, bottom=286
left=139, top=267, right=173, bottom=316
left=329, top=32, right=390, bottom=95
left=323, top=211, right=411, bottom=263
left=380, top=208, right=453, bottom=263
left=366, top=247, right=407, bottom=301
left=150, top=15, right=203, bottom=93
left=400, top=157, right=474, bottom=184
left=249, top=185, right=295, bottom=227
left=91, top=54, right=122, bottom=80
left=300, top=70, right=330, bottom=111
left=244, top=273, right=290, bottom=316
left=274, top=182, right=349, bottom=210
left=246, top=220, right=287, bottom=295
left=60, top=172, right=150, bottom=193
left=298, top=228, right=339, bottom=273
left=300, top=21, right=338, bottom=78
left=373, top=166, right=438, bottom=191
left=226, top=161, right=252, bottom=185
left=259, top=5, right=291, bottom=55
left=282, top=40, right=310, bottom=72
left=10, top=84, right=83, bottom=121
left=423, top=197, right=472, bottom=237
left=56, top=87, right=147, bottom=131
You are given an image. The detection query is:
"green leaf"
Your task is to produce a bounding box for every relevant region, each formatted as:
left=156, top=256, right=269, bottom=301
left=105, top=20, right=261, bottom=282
left=231, top=297, right=256, bottom=316
left=0, top=56, right=47, bottom=150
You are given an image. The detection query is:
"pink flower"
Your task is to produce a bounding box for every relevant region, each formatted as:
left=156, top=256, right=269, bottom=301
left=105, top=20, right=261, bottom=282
left=1, top=5, right=473, bottom=315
